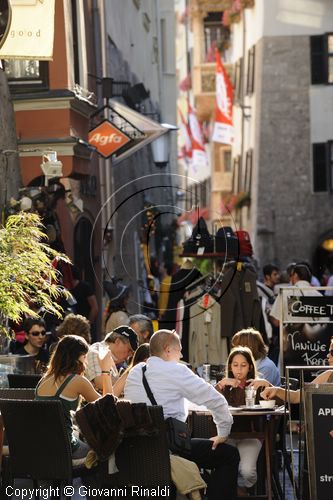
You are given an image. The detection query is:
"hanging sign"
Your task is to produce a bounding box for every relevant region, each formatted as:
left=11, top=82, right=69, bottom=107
left=279, top=287, right=333, bottom=381
left=88, top=120, right=131, bottom=159
left=0, top=0, right=55, bottom=60
left=304, top=385, right=333, bottom=500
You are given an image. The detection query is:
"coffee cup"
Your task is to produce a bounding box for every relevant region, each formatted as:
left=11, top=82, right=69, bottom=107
left=259, top=400, right=276, bottom=409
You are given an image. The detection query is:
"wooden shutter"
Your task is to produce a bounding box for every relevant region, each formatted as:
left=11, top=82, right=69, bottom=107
left=310, top=35, right=327, bottom=84
left=313, top=143, right=328, bottom=192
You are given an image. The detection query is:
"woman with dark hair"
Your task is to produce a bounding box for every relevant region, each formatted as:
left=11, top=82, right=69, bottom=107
left=35, top=335, right=113, bottom=458
left=232, top=328, right=280, bottom=386
left=216, top=346, right=265, bottom=496
left=113, top=343, right=150, bottom=397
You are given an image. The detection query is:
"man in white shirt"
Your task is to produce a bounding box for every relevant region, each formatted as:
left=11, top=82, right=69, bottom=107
left=124, top=329, right=239, bottom=500
left=270, top=263, right=321, bottom=327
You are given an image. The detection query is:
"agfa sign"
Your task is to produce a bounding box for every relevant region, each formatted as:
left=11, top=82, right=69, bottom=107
left=88, top=120, right=131, bottom=159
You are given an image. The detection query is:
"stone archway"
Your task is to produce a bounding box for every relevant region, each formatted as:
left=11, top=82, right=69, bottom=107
left=312, top=229, right=333, bottom=282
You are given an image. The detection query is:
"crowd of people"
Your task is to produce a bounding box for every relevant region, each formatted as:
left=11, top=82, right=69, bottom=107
left=4, top=257, right=333, bottom=499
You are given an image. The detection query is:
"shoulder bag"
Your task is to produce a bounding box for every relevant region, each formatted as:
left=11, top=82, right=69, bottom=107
left=141, top=366, right=191, bottom=456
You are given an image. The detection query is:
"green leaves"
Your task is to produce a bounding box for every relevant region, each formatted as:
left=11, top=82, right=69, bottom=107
left=0, top=212, right=71, bottom=335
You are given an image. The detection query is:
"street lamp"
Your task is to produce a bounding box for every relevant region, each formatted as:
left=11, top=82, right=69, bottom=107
left=150, top=123, right=178, bottom=168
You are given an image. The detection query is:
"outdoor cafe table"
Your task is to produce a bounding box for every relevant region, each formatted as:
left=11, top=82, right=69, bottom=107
left=188, top=403, right=287, bottom=500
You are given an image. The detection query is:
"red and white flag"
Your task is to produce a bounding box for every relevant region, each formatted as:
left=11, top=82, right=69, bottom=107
left=212, top=50, right=234, bottom=145
left=178, top=108, right=192, bottom=159
left=188, top=103, right=208, bottom=169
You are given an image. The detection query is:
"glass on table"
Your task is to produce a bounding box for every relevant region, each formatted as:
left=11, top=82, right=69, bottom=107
left=245, top=386, right=256, bottom=407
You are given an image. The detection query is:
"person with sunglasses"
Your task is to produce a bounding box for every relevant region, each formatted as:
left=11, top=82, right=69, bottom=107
left=261, top=337, right=333, bottom=403
left=9, top=317, right=50, bottom=364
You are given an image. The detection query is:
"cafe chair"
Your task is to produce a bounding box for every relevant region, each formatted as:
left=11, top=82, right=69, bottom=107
left=280, top=376, right=299, bottom=391
left=7, top=374, right=41, bottom=388
left=0, top=388, right=35, bottom=400
left=0, top=399, right=93, bottom=498
left=190, top=411, right=216, bottom=439
left=92, top=405, right=172, bottom=491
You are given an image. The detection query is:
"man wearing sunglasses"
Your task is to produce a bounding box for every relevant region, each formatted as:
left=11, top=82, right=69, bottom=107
left=9, top=318, right=49, bottom=363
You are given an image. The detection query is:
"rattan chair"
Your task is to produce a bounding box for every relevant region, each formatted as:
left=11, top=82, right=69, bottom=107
left=0, top=388, right=35, bottom=400
left=7, top=374, right=41, bottom=388
left=190, top=411, right=216, bottom=438
left=94, top=405, right=172, bottom=490
left=0, top=399, right=91, bottom=498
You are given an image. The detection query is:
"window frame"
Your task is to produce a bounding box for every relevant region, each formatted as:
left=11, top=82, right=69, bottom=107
left=246, top=46, right=255, bottom=95
left=312, top=142, right=328, bottom=193
left=4, top=59, right=49, bottom=92
left=234, top=58, right=243, bottom=103
left=244, top=149, right=253, bottom=194
left=310, top=32, right=333, bottom=85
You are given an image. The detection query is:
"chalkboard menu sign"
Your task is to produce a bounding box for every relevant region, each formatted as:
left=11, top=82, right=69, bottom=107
left=279, top=288, right=333, bottom=380
left=304, top=384, right=333, bottom=500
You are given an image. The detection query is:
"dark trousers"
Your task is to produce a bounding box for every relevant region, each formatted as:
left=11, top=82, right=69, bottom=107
left=184, top=438, right=240, bottom=500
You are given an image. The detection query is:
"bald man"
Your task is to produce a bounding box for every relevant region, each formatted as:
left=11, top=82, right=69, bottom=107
left=124, top=329, right=239, bottom=500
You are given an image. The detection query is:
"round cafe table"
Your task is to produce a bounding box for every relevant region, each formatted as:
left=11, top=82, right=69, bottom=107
left=188, top=403, right=287, bottom=500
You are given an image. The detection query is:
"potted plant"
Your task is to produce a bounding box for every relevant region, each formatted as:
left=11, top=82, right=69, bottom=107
left=0, top=211, right=70, bottom=337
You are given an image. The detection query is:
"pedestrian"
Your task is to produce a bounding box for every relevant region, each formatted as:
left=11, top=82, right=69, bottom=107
left=103, top=280, right=130, bottom=334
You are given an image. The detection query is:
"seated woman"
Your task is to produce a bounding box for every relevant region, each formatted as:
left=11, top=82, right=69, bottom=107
left=35, top=335, right=113, bottom=459
left=232, top=328, right=280, bottom=386
left=261, top=336, right=333, bottom=403
left=113, top=343, right=150, bottom=397
left=216, top=346, right=265, bottom=497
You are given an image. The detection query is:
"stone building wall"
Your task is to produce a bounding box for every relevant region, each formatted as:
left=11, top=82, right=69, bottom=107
left=254, top=35, right=333, bottom=269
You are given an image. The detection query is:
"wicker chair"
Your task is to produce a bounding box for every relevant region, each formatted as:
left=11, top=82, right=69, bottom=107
left=94, top=405, right=172, bottom=490
left=190, top=411, right=217, bottom=438
left=0, top=388, right=35, bottom=400
left=7, top=374, right=41, bottom=388
left=0, top=399, right=91, bottom=498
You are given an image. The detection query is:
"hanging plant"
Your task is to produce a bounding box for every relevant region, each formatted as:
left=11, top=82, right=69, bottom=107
left=0, top=212, right=70, bottom=336
left=241, top=0, right=255, bottom=8
left=234, top=191, right=251, bottom=209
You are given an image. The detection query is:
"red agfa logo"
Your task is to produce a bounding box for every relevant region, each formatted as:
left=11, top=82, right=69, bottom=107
left=88, top=120, right=131, bottom=158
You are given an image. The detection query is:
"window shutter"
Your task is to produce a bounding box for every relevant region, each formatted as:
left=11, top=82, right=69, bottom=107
left=310, top=35, right=327, bottom=84
left=313, top=143, right=327, bottom=192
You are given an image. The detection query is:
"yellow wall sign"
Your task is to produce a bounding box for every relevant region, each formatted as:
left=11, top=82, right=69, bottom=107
left=0, top=0, right=55, bottom=60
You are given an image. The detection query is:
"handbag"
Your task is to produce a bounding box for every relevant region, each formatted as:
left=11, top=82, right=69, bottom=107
left=142, top=366, right=191, bottom=456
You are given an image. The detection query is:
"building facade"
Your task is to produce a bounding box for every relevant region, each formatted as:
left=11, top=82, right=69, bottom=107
left=229, top=0, right=333, bottom=275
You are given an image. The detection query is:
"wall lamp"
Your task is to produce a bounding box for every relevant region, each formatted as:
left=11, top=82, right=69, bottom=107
left=150, top=123, right=178, bottom=168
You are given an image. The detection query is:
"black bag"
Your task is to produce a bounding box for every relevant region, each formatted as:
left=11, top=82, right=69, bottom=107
left=183, top=217, right=214, bottom=254
left=215, top=226, right=239, bottom=257
left=142, top=366, right=191, bottom=456
left=165, top=417, right=191, bottom=456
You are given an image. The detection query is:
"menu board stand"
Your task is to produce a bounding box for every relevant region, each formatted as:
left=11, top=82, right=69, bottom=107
left=304, top=383, right=333, bottom=500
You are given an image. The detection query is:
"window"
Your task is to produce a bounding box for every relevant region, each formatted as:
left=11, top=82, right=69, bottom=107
left=234, top=58, right=243, bottom=103
left=232, top=155, right=242, bottom=193
left=4, top=59, right=48, bottom=91
left=224, top=150, right=232, bottom=173
left=203, top=12, right=230, bottom=63
left=217, top=149, right=232, bottom=173
left=310, top=33, right=333, bottom=84
left=244, top=150, right=253, bottom=193
left=246, top=46, right=255, bottom=95
left=313, top=143, right=328, bottom=192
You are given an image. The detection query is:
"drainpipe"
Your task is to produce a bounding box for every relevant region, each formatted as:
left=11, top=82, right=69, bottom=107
left=240, top=7, right=247, bottom=229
